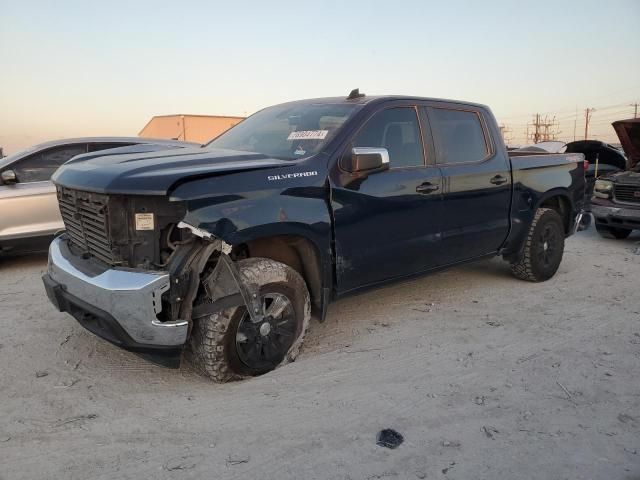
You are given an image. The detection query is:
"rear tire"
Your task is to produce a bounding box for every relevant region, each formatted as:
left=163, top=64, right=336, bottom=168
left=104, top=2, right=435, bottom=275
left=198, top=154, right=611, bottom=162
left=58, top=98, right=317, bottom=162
left=187, top=258, right=311, bottom=382
left=510, top=207, right=565, bottom=282
left=595, top=223, right=632, bottom=239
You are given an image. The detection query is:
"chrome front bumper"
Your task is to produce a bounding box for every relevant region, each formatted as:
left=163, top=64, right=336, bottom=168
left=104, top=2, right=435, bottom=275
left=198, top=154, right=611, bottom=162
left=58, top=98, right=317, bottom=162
left=45, top=235, right=188, bottom=347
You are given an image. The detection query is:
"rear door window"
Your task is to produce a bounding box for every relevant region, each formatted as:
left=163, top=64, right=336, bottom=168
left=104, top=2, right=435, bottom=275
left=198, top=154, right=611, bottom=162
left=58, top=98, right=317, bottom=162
left=429, top=108, right=489, bottom=164
left=12, top=144, right=87, bottom=182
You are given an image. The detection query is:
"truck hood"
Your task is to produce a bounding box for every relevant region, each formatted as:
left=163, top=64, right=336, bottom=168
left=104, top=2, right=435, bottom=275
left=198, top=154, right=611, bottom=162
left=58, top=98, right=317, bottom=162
left=64, top=142, right=194, bottom=164
left=52, top=147, right=291, bottom=195
left=612, top=118, right=640, bottom=169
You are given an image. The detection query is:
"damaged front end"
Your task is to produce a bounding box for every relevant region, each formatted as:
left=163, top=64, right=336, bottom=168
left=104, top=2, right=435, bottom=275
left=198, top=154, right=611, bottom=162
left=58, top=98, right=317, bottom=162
left=42, top=190, right=260, bottom=368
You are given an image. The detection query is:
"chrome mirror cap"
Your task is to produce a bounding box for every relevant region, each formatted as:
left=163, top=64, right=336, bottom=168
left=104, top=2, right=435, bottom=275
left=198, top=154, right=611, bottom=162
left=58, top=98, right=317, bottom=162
left=343, top=147, right=390, bottom=173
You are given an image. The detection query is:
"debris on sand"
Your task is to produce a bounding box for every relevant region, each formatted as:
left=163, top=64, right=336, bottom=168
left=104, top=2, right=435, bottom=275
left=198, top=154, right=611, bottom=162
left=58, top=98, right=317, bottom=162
left=376, top=429, right=404, bottom=449
left=442, top=462, right=456, bottom=474
left=556, top=381, right=575, bottom=403
left=164, top=457, right=197, bottom=471
left=482, top=426, right=499, bottom=439
left=226, top=455, right=250, bottom=466
left=442, top=440, right=461, bottom=448
left=35, top=371, right=48, bottom=378
left=52, top=413, right=98, bottom=428
left=617, top=413, right=637, bottom=425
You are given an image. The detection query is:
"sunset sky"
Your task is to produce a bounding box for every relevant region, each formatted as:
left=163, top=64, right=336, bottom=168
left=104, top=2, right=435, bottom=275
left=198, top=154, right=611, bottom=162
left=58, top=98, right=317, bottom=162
left=1, top=0, right=639, bottom=154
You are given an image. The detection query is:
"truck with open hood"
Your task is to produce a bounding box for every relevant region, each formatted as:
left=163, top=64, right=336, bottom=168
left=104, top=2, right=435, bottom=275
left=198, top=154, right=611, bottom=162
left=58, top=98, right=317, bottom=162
left=591, top=118, right=640, bottom=238
left=42, top=91, right=586, bottom=382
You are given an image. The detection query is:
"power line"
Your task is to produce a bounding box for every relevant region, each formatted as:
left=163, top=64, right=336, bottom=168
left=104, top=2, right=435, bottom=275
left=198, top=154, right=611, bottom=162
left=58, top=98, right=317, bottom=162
left=500, top=103, right=637, bottom=144
left=497, top=97, right=638, bottom=125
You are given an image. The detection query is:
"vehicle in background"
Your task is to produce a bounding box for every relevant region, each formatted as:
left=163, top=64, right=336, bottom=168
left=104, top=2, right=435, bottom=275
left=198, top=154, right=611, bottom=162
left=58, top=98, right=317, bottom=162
left=591, top=118, right=640, bottom=239
left=43, top=91, right=585, bottom=381
left=565, top=140, right=627, bottom=228
left=0, top=137, right=197, bottom=256
left=512, top=140, right=626, bottom=229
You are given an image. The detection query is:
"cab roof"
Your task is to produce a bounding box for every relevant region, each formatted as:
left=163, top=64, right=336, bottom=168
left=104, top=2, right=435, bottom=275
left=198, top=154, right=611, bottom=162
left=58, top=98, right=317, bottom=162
left=275, top=94, right=489, bottom=111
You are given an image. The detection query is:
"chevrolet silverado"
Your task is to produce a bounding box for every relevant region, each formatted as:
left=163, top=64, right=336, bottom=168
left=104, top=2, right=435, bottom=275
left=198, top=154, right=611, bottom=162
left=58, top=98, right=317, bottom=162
left=42, top=90, right=586, bottom=382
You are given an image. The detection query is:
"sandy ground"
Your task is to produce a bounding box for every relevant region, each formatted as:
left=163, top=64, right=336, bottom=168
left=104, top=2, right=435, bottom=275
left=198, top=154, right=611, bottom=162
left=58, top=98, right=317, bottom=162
left=1, top=225, right=639, bottom=480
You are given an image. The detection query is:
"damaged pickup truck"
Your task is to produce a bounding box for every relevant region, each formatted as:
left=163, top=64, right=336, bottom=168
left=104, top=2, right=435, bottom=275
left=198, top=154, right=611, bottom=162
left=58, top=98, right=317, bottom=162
left=42, top=91, right=586, bottom=382
left=591, top=118, right=640, bottom=238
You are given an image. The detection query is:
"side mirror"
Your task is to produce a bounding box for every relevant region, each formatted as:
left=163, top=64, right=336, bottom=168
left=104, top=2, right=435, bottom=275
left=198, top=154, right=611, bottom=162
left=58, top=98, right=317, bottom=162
left=342, top=147, right=390, bottom=173
left=1, top=169, right=17, bottom=185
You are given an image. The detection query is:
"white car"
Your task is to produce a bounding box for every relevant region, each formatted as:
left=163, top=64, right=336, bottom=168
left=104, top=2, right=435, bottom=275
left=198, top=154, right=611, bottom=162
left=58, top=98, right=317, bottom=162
left=0, top=137, right=197, bottom=256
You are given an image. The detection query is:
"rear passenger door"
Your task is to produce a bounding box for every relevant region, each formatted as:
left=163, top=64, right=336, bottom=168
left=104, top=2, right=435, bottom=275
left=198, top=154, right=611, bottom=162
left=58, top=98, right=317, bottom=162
left=426, top=105, right=511, bottom=264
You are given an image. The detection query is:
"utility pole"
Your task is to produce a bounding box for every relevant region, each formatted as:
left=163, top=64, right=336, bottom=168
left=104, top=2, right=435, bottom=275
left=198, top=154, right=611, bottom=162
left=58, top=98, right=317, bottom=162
left=584, top=108, right=595, bottom=140
left=528, top=114, right=560, bottom=143
left=630, top=102, right=639, bottom=118
left=527, top=114, right=541, bottom=143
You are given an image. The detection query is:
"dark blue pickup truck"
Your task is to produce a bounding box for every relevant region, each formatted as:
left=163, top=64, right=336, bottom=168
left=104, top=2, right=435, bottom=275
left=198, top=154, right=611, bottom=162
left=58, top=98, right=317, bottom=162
left=43, top=91, right=586, bottom=381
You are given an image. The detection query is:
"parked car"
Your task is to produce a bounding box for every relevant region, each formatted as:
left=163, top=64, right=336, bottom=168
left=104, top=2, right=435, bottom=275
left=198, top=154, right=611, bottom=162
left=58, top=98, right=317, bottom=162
left=42, top=91, right=586, bottom=381
left=591, top=118, right=640, bottom=238
left=0, top=137, right=197, bottom=256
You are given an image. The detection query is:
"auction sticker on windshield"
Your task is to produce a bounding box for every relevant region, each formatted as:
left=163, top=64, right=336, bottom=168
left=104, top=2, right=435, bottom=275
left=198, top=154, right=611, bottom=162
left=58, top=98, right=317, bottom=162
left=287, top=130, right=328, bottom=140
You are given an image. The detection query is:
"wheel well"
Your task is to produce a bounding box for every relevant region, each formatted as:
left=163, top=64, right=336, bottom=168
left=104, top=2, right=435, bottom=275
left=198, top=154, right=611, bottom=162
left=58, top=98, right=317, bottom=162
left=539, top=195, right=571, bottom=233
left=238, top=235, right=323, bottom=316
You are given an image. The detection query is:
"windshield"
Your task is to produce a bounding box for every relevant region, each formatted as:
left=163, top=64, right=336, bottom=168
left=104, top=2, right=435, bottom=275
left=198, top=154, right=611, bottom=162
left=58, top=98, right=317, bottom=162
left=206, top=102, right=358, bottom=160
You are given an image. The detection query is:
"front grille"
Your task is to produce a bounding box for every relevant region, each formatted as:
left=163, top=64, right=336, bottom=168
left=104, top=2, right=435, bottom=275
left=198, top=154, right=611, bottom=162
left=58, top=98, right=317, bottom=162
left=57, top=187, right=116, bottom=264
left=614, top=184, right=640, bottom=204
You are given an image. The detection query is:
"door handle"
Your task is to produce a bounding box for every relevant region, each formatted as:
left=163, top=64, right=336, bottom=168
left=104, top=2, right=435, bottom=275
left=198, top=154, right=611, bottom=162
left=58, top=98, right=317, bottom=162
left=416, top=182, right=440, bottom=194
left=490, top=175, right=508, bottom=185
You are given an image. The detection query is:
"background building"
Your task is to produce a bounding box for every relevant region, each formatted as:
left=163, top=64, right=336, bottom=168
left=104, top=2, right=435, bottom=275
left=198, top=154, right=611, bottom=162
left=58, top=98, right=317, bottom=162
left=139, top=114, right=245, bottom=144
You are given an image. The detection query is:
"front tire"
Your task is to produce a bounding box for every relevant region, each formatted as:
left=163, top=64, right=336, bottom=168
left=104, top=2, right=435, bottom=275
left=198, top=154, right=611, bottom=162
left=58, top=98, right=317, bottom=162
left=510, top=207, right=565, bottom=282
left=187, top=258, right=311, bottom=382
left=595, top=223, right=632, bottom=239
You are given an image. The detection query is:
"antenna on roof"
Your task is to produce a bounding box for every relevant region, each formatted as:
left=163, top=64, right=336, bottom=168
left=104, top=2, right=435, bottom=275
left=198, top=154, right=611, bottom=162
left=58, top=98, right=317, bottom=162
left=347, top=88, right=365, bottom=100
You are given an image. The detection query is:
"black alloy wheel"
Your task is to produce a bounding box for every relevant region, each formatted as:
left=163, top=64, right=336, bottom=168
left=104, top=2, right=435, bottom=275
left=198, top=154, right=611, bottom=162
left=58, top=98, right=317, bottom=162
left=536, top=222, right=561, bottom=269
left=235, top=292, right=297, bottom=371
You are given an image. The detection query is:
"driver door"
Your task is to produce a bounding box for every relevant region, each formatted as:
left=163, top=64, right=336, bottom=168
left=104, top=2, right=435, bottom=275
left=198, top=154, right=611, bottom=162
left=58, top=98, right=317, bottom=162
left=329, top=104, right=444, bottom=293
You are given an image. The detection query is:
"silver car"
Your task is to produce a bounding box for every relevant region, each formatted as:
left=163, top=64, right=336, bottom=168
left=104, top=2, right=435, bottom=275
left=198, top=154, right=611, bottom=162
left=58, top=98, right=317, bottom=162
left=0, top=137, right=197, bottom=255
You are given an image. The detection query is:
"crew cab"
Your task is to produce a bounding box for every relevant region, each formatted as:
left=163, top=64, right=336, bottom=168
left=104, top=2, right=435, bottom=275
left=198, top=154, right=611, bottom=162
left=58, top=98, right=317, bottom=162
left=591, top=118, right=640, bottom=238
left=42, top=91, right=586, bottom=382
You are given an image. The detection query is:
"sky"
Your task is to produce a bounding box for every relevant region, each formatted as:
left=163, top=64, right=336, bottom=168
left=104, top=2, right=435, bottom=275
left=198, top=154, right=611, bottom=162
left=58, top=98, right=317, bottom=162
left=1, top=0, right=639, bottom=154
